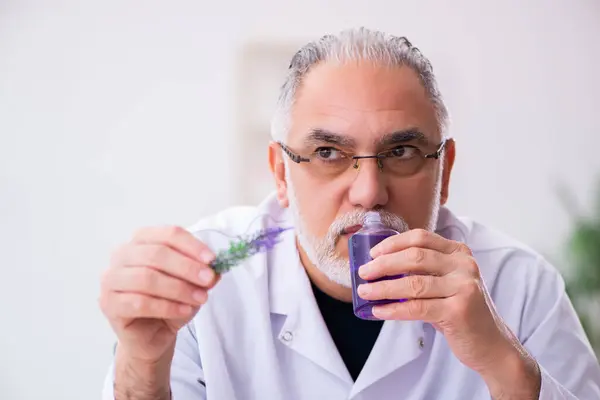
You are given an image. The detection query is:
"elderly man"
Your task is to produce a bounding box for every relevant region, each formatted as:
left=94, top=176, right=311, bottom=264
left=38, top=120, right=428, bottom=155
left=100, top=28, right=600, bottom=399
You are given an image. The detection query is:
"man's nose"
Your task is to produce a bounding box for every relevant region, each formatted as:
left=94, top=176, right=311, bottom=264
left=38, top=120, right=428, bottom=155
left=347, top=158, right=389, bottom=210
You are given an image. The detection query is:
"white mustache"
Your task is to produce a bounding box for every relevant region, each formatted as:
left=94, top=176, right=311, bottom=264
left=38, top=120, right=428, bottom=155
left=327, top=210, right=409, bottom=242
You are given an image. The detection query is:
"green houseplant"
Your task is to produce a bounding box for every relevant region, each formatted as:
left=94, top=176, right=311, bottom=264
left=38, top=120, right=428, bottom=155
left=560, top=181, right=600, bottom=355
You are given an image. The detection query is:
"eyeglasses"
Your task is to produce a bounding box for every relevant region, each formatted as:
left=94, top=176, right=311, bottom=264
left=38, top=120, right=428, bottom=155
left=278, top=138, right=449, bottom=178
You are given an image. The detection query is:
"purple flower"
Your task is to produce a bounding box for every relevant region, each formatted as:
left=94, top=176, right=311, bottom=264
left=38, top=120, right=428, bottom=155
left=249, top=227, right=293, bottom=252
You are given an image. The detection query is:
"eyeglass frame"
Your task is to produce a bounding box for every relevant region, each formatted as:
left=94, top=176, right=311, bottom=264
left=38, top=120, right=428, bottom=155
left=277, top=137, right=450, bottom=173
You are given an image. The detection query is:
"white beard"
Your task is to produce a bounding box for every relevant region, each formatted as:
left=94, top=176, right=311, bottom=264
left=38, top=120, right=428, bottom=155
left=284, top=160, right=443, bottom=288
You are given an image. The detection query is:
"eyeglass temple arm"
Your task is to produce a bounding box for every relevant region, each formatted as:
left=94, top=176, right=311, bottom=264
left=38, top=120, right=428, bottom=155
left=278, top=142, right=310, bottom=163
left=425, top=138, right=450, bottom=159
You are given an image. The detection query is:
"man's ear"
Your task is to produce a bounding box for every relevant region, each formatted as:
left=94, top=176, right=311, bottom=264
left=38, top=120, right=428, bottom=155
left=268, top=141, right=289, bottom=208
left=440, top=138, right=455, bottom=206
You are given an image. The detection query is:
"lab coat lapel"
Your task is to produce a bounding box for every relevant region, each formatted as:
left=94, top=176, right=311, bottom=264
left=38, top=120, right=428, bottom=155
left=266, top=200, right=431, bottom=389
left=268, top=219, right=353, bottom=385
left=279, top=263, right=353, bottom=384
left=350, top=319, right=426, bottom=397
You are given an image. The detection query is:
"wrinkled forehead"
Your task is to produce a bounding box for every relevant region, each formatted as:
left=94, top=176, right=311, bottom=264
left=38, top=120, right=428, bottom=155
left=288, top=61, right=441, bottom=149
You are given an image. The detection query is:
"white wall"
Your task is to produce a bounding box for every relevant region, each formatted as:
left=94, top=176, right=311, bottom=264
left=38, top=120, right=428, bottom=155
left=1, top=1, right=599, bottom=398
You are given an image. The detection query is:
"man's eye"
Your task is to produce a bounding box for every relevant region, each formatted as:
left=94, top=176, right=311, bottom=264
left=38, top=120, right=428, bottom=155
left=315, top=147, right=343, bottom=160
left=390, top=146, right=418, bottom=158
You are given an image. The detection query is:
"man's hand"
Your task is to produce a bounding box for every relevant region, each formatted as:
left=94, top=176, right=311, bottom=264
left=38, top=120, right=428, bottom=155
left=99, top=226, right=220, bottom=398
left=356, top=229, right=541, bottom=398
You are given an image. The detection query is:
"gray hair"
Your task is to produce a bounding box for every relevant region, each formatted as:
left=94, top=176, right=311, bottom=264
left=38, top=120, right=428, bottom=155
left=270, top=27, right=449, bottom=142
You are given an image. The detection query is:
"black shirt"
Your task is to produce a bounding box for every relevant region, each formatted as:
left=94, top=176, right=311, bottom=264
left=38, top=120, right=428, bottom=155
left=311, top=281, right=384, bottom=381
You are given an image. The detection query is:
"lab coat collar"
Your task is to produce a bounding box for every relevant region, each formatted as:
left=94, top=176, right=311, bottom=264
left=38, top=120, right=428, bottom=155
left=265, top=198, right=298, bottom=316
left=278, top=264, right=355, bottom=384
left=271, top=239, right=427, bottom=391
left=264, top=197, right=466, bottom=390
left=260, top=198, right=349, bottom=382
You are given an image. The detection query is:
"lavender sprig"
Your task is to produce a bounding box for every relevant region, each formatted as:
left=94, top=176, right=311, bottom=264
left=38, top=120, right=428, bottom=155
left=209, top=227, right=292, bottom=274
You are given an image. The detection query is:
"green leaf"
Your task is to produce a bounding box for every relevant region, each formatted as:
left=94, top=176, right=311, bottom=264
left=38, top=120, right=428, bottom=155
left=567, top=223, right=600, bottom=295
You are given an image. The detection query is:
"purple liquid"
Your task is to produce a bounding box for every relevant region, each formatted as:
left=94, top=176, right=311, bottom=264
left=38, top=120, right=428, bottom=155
left=349, top=233, right=406, bottom=320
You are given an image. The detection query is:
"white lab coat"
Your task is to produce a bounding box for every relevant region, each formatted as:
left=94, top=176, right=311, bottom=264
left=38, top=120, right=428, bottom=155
left=102, top=192, right=600, bottom=399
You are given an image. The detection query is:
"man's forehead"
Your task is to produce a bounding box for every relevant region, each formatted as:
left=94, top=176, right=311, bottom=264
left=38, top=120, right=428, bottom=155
left=289, top=62, right=440, bottom=144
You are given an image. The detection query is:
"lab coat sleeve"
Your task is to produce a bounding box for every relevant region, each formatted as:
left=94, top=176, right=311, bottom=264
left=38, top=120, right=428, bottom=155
left=101, top=322, right=206, bottom=399
left=519, top=256, right=600, bottom=399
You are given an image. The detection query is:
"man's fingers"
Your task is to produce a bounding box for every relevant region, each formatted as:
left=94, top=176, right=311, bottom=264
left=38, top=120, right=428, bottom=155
left=101, top=292, right=198, bottom=320
left=357, top=274, right=458, bottom=301
left=132, top=226, right=215, bottom=265
left=371, top=298, right=445, bottom=321
left=106, top=266, right=209, bottom=307
left=359, top=247, right=453, bottom=279
left=115, top=243, right=218, bottom=288
left=370, top=229, right=471, bottom=257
